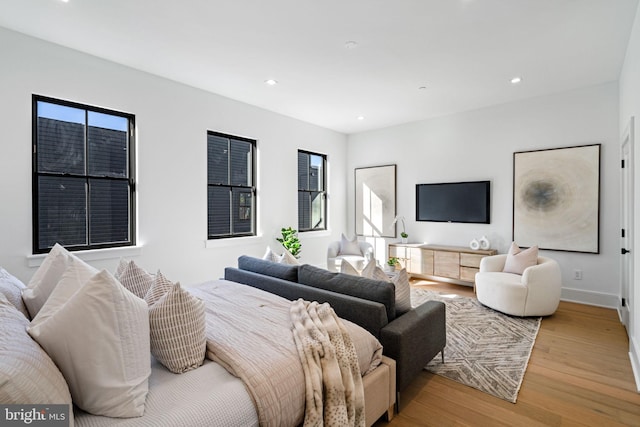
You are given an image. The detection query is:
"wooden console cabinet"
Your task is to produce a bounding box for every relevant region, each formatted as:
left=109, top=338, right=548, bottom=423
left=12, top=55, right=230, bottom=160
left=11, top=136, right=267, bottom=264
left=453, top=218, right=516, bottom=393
left=388, top=243, right=497, bottom=286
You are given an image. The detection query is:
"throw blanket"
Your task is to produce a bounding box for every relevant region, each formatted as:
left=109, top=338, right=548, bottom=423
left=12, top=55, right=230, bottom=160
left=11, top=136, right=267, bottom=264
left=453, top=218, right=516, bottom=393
left=291, top=299, right=365, bottom=427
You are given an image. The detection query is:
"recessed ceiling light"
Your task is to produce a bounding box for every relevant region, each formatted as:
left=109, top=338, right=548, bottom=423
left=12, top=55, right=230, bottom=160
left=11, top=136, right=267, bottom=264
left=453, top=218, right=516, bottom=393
left=510, top=76, right=522, bottom=84
left=357, top=116, right=365, bottom=121
left=344, top=41, right=358, bottom=49
left=264, top=79, right=278, bottom=86
left=418, top=86, right=428, bottom=90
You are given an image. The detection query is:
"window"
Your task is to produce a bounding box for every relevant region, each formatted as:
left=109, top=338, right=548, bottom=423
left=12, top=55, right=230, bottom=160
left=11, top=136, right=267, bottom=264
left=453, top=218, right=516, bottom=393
left=298, top=150, right=326, bottom=231
left=207, top=131, right=256, bottom=238
left=32, top=95, right=135, bottom=253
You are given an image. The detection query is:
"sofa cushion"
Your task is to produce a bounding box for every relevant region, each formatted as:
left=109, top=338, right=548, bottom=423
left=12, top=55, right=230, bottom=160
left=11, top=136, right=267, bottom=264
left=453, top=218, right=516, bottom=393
left=145, top=272, right=206, bottom=374
left=238, top=255, right=298, bottom=282
left=339, top=233, right=362, bottom=255
left=503, top=242, right=538, bottom=275
left=28, top=270, right=151, bottom=418
left=0, top=267, right=30, bottom=319
left=360, top=262, right=412, bottom=316
left=298, top=264, right=396, bottom=321
left=116, top=259, right=155, bottom=299
left=0, top=293, right=73, bottom=417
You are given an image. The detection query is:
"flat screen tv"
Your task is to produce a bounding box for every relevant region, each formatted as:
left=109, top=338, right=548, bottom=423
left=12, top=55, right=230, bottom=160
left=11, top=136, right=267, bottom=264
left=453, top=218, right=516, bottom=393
left=416, top=180, right=490, bottom=224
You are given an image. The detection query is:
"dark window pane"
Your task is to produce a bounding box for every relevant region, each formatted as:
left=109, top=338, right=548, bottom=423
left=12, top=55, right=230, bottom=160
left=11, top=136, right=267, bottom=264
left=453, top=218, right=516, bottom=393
left=233, top=189, right=253, bottom=234
left=37, top=117, right=85, bottom=174
left=208, top=186, right=230, bottom=236
left=89, top=179, right=129, bottom=244
left=88, top=123, right=128, bottom=178
left=298, top=191, right=310, bottom=230
left=38, top=176, right=87, bottom=248
left=207, top=135, right=229, bottom=185
left=230, top=140, right=251, bottom=186
left=298, top=152, right=309, bottom=191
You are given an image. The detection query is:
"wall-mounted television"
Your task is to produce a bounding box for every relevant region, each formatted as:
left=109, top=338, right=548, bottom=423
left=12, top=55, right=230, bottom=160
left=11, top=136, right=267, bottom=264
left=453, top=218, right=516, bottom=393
left=416, top=181, right=491, bottom=224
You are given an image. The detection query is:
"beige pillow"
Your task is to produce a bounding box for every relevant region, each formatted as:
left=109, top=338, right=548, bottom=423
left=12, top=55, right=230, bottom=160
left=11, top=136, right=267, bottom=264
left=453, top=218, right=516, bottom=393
left=360, top=259, right=377, bottom=278
left=145, top=272, right=206, bottom=374
left=503, top=242, right=539, bottom=275
left=0, top=267, right=30, bottom=319
left=28, top=270, right=150, bottom=418
left=279, top=249, right=300, bottom=265
left=338, top=234, right=362, bottom=256
left=0, top=293, right=73, bottom=421
left=116, top=259, right=154, bottom=299
left=22, top=243, right=73, bottom=318
left=340, top=260, right=360, bottom=276
left=359, top=261, right=412, bottom=315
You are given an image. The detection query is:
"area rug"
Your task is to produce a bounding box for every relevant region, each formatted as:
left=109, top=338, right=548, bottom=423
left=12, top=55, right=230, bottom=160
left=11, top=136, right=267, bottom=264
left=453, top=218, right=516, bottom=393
left=412, top=288, right=541, bottom=403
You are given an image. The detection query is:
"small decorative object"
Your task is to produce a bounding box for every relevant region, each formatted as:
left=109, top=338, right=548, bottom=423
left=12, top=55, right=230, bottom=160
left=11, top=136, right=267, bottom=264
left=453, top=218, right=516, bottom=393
left=276, top=227, right=301, bottom=258
left=392, top=215, right=408, bottom=243
left=469, top=238, right=480, bottom=250
left=479, top=235, right=490, bottom=250
left=386, top=257, right=399, bottom=272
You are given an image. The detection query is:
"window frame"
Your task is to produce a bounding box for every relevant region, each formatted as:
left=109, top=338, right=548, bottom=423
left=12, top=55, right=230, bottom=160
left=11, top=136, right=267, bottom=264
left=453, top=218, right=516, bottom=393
left=32, top=95, right=136, bottom=254
left=297, top=149, right=327, bottom=232
left=206, top=130, right=257, bottom=239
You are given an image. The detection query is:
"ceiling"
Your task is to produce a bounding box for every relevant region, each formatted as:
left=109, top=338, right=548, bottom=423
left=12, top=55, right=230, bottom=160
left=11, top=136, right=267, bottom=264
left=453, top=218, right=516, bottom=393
left=0, top=0, right=638, bottom=134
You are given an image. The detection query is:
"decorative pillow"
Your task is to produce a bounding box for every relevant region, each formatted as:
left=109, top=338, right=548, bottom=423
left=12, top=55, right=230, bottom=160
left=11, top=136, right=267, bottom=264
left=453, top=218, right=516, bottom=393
left=262, top=246, right=280, bottom=263
left=22, top=243, right=73, bottom=318
left=31, top=256, right=98, bottom=326
left=338, top=234, right=362, bottom=256
left=28, top=270, right=150, bottom=418
left=279, top=249, right=300, bottom=265
left=360, top=259, right=377, bottom=278
left=116, top=259, right=154, bottom=299
left=0, top=293, right=73, bottom=420
left=0, top=267, right=30, bottom=318
left=503, top=242, right=539, bottom=275
left=145, top=273, right=206, bottom=374
left=361, top=262, right=412, bottom=315
left=340, top=259, right=360, bottom=276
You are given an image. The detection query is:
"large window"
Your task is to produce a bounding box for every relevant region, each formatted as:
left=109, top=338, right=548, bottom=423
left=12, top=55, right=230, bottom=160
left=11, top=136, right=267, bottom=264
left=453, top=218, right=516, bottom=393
left=32, top=95, right=135, bottom=254
left=207, top=131, right=256, bottom=238
left=298, top=150, right=326, bottom=231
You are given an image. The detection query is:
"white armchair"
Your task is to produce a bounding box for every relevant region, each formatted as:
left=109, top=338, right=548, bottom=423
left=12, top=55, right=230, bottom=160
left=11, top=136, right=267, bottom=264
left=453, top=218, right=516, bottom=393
left=475, top=254, right=561, bottom=317
left=326, top=240, right=374, bottom=272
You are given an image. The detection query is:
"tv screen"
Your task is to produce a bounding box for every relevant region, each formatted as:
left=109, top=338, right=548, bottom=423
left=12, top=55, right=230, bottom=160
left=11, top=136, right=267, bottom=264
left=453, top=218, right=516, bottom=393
left=416, top=181, right=490, bottom=224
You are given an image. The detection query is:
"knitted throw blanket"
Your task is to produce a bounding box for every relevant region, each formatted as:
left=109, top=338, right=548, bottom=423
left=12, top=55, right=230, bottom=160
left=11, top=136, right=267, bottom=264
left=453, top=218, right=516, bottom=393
left=290, top=299, right=365, bottom=427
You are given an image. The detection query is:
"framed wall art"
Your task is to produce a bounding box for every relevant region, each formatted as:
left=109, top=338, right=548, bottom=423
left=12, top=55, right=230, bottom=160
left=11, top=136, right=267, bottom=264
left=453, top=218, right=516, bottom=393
left=513, top=144, right=601, bottom=253
left=355, top=164, right=396, bottom=237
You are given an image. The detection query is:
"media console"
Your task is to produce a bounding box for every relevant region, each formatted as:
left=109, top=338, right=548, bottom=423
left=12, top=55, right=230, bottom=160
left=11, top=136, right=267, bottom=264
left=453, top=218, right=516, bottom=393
left=388, top=243, right=497, bottom=286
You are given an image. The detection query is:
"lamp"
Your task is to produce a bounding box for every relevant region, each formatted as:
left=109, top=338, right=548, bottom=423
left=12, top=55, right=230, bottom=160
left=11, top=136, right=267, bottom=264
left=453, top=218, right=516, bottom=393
left=391, top=215, right=408, bottom=242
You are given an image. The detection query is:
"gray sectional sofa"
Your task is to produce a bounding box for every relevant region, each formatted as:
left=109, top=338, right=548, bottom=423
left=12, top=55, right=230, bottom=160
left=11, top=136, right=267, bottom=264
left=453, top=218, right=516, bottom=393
left=224, top=256, right=446, bottom=405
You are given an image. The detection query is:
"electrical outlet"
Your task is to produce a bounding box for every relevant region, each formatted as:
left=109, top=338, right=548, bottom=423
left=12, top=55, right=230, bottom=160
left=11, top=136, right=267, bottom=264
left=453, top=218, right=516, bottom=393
left=573, top=269, right=583, bottom=280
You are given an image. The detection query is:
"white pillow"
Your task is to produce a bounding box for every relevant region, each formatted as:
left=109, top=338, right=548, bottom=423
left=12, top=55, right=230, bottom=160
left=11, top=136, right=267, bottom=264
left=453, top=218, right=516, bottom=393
left=262, top=246, right=280, bottom=263
left=146, top=274, right=206, bottom=374
left=503, top=242, right=539, bottom=275
left=340, top=260, right=360, bottom=276
left=279, top=249, right=300, bottom=265
left=31, top=256, right=98, bottom=326
left=28, top=270, right=151, bottom=418
left=359, top=261, right=412, bottom=315
left=22, top=243, right=73, bottom=318
left=338, top=234, right=362, bottom=256
left=0, top=267, right=30, bottom=318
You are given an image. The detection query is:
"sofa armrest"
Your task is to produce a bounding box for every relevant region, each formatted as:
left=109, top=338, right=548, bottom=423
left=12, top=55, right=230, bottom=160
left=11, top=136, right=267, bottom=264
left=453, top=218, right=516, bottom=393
left=379, top=300, right=446, bottom=392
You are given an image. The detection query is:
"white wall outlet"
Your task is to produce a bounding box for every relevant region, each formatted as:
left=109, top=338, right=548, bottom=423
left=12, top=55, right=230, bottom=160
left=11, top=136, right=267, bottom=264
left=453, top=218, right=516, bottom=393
left=573, top=269, right=583, bottom=280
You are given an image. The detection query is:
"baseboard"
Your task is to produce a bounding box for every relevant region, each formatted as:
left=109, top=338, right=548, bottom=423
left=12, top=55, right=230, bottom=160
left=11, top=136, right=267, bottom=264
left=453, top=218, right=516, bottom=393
left=560, top=287, right=619, bottom=309
left=629, top=336, right=640, bottom=392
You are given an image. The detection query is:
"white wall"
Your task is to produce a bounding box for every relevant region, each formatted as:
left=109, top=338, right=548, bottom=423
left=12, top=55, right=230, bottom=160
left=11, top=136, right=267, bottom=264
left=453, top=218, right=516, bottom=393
left=348, top=83, right=620, bottom=307
left=0, top=27, right=348, bottom=286
left=619, top=2, right=640, bottom=390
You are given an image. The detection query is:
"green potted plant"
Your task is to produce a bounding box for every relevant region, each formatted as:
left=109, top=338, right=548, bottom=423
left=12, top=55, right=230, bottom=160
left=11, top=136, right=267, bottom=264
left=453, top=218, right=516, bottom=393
left=386, top=257, right=399, bottom=272
left=276, top=226, right=301, bottom=258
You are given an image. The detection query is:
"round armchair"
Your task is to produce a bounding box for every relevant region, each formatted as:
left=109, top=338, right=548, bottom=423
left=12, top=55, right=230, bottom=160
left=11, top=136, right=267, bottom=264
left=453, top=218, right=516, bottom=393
left=475, top=254, right=561, bottom=317
left=326, top=239, right=374, bottom=272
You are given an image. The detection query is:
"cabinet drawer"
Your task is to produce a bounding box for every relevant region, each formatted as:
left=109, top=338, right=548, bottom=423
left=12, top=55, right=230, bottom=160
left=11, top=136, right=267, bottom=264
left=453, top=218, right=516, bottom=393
left=434, top=251, right=460, bottom=279
left=460, top=266, right=479, bottom=282
left=460, top=253, right=484, bottom=268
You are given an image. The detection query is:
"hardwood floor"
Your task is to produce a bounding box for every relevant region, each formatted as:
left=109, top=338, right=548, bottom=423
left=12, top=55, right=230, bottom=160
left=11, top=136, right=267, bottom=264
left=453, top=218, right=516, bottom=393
left=374, top=280, right=640, bottom=426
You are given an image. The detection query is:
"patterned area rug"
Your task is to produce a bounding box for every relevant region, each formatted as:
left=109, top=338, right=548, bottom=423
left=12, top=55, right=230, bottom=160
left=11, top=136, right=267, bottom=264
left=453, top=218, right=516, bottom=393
left=412, top=288, right=541, bottom=403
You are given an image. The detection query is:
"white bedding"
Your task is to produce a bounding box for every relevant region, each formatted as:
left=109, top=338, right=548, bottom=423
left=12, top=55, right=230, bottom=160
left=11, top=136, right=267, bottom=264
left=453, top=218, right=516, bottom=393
left=74, top=357, right=258, bottom=427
